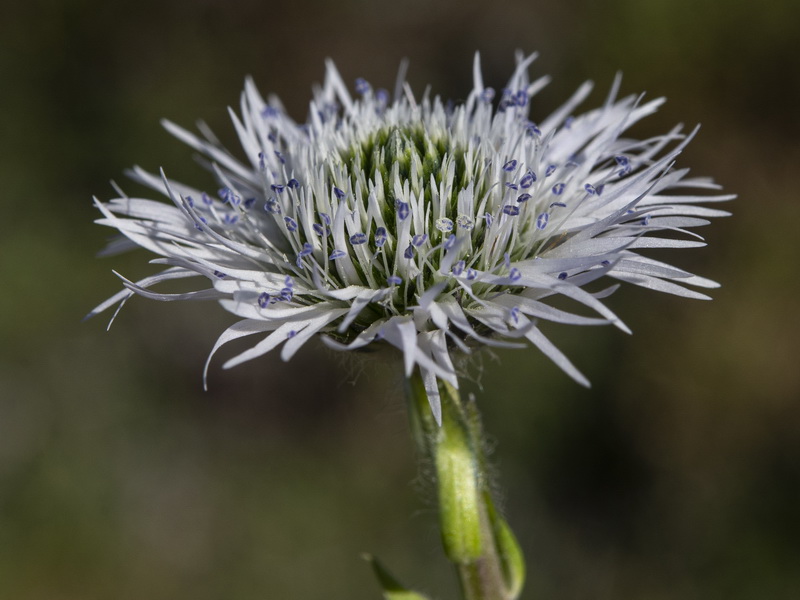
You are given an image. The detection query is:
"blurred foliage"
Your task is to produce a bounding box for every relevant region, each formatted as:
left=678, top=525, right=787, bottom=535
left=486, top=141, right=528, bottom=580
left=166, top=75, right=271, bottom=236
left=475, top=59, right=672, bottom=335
left=1, top=0, right=799, bottom=598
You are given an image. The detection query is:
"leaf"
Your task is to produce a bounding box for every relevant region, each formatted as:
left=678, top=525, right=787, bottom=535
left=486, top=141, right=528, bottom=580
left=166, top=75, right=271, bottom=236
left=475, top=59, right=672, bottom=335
left=363, top=554, right=432, bottom=600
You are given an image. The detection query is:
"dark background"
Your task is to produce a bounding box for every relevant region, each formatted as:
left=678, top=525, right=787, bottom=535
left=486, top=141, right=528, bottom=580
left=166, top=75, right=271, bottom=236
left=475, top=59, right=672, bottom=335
left=1, top=1, right=799, bottom=598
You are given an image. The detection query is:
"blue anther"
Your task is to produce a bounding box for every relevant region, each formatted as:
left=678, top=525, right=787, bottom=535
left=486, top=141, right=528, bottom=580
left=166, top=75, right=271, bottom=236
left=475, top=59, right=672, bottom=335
left=601, top=260, right=611, bottom=267
left=404, top=245, right=414, bottom=259
left=396, top=201, right=410, bottom=221
left=375, top=89, right=389, bottom=104
left=350, top=233, right=368, bottom=245
left=509, top=268, right=521, bottom=282
left=355, top=78, right=371, bottom=95
left=480, top=87, right=495, bottom=102
left=258, top=292, right=271, bottom=309
left=284, top=216, right=298, bottom=232
left=318, top=212, right=331, bottom=226
left=312, top=223, right=325, bottom=236
left=444, top=234, right=457, bottom=250
left=287, top=178, right=300, bottom=189
left=279, top=287, right=293, bottom=302
left=505, top=182, right=519, bottom=191
left=595, top=184, right=605, bottom=196
left=374, top=226, right=387, bottom=247
left=287, top=330, right=297, bottom=339
left=503, top=159, right=518, bottom=172
left=284, top=275, right=293, bottom=288
left=614, top=155, right=629, bottom=166
left=545, top=164, right=556, bottom=177
left=333, top=187, right=346, bottom=200
left=261, top=105, right=279, bottom=118
left=274, top=150, right=285, bottom=164
left=550, top=201, right=567, bottom=208
left=271, top=184, right=285, bottom=194
left=517, top=193, right=531, bottom=203
left=299, top=242, right=313, bottom=256
left=552, top=183, right=565, bottom=195
left=502, top=205, right=520, bottom=216
left=640, top=215, right=651, bottom=226
left=186, top=196, right=194, bottom=207
left=536, top=212, right=549, bottom=230
left=201, top=192, right=212, bottom=205
left=244, top=197, right=256, bottom=209
left=223, top=214, right=238, bottom=225
left=264, top=198, right=281, bottom=214
left=484, top=212, right=493, bottom=227
left=584, top=183, right=597, bottom=195
left=329, top=249, right=346, bottom=260
left=387, top=275, right=402, bottom=285
left=525, top=122, right=541, bottom=136
left=564, top=116, right=575, bottom=128
left=514, top=90, right=528, bottom=106
left=456, top=214, right=474, bottom=230
left=466, top=268, right=478, bottom=280
left=452, top=260, right=465, bottom=276
left=557, top=272, right=568, bottom=280
left=435, top=218, right=454, bottom=232
left=412, top=234, right=427, bottom=247
left=520, top=171, right=537, bottom=188
left=213, top=270, right=227, bottom=279
left=510, top=306, right=520, bottom=323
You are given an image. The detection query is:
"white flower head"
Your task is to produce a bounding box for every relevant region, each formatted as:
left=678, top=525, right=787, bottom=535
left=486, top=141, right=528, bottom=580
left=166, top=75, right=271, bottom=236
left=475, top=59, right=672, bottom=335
left=90, top=53, right=732, bottom=424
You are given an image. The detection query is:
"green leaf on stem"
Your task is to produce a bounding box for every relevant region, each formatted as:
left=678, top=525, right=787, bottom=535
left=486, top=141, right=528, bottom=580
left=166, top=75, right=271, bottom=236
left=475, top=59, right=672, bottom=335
left=363, top=554, right=432, bottom=600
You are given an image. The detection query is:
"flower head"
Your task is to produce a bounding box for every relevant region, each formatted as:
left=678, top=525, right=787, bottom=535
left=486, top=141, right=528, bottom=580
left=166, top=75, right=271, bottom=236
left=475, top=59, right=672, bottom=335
left=90, top=53, right=731, bottom=423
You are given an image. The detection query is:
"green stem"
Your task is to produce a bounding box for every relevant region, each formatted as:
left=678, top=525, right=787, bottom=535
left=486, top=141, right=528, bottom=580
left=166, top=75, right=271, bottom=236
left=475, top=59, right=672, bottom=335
left=406, top=370, right=525, bottom=600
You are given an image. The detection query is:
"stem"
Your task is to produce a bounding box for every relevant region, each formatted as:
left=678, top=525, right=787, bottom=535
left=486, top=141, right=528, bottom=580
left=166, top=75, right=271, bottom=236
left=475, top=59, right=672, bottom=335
left=406, top=370, right=525, bottom=600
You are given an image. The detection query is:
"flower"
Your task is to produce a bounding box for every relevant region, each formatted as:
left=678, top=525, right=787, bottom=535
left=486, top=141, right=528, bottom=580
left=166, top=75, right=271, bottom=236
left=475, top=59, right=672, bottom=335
left=90, top=53, right=731, bottom=423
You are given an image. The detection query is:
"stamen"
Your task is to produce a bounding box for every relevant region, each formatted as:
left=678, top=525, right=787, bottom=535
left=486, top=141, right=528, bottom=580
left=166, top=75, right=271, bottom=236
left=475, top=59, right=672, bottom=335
left=284, top=216, right=298, bottom=232
left=551, top=183, right=565, bottom=195
left=370, top=227, right=386, bottom=248
left=503, top=159, right=518, bottom=172
left=349, top=233, right=368, bottom=245
left=397, top=201, right=410, bottom=220
left=536, top=212, right=549, bottom=230
left=520, top=171, right=537, bottom=188
left=502, top=205, right=520, bottom=216
left=456, top=215, right=474, bottom=230
left=355, top=78, right=371, bottom=95
left=436, top=218, right=454, bottom=232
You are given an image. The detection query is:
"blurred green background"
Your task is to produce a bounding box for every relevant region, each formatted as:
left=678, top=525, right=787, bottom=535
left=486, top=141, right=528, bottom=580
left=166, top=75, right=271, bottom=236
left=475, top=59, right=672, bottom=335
left=1, top=0, right=799, bottom=598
